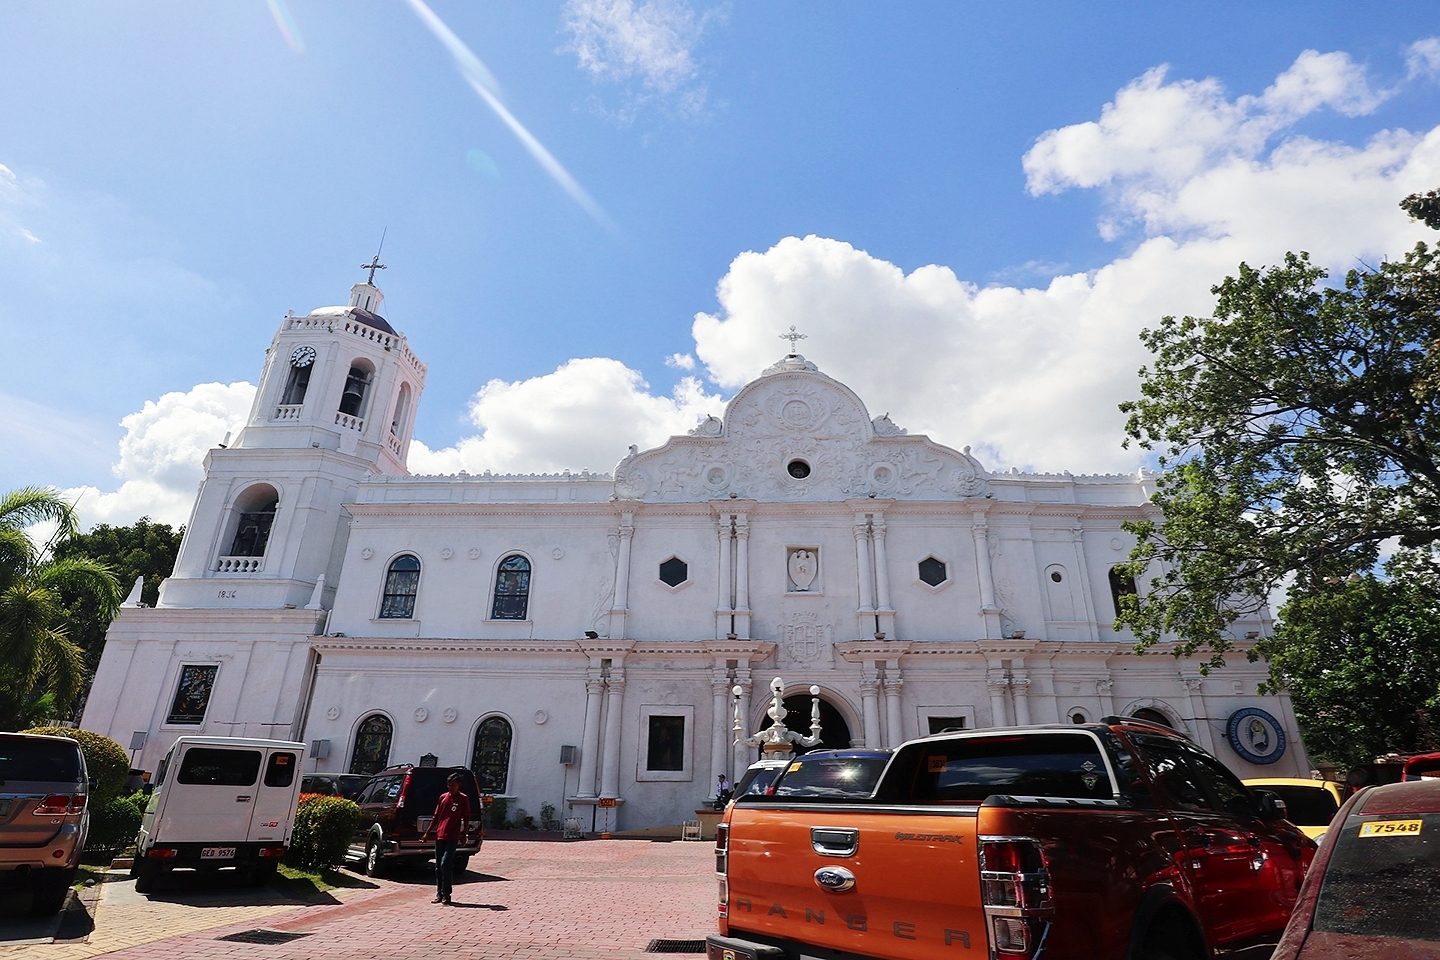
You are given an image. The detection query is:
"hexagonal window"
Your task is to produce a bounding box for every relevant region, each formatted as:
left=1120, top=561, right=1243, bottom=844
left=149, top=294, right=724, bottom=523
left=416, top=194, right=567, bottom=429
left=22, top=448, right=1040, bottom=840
left=918, top=556, right=947, bottom=587
left=659, top=557, right=689, bottom=587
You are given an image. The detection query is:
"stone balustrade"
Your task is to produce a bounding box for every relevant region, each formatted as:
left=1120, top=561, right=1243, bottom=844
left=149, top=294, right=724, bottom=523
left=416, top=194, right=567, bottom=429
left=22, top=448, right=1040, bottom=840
left=215, top=556, right=264, bottom=573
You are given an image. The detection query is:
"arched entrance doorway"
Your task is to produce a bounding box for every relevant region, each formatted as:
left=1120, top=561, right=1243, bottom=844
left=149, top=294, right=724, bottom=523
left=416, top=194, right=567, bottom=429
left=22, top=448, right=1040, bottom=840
left=1131, top=707, right=1173, bottom=728
left=757, top=695, right=853, bottom=756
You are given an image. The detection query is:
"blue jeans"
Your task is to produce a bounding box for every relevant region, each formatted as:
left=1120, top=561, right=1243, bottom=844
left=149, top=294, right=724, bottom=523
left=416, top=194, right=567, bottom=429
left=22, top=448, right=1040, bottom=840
left=434, top=839, right=458, bottom=899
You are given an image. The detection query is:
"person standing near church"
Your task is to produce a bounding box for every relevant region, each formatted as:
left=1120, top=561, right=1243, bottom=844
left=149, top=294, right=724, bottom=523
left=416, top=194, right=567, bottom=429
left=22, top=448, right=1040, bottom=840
left=419, top=772, right=470, bottom=904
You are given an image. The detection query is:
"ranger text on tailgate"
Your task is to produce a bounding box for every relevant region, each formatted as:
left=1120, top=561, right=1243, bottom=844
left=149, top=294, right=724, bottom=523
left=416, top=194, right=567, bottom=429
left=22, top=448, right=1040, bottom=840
left=711, top=719, right=1315, bottom=960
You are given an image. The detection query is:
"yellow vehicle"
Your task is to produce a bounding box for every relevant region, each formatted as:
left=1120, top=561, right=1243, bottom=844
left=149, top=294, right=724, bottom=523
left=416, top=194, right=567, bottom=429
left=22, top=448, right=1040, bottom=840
left=1244, top=777, right=1343, bottom=840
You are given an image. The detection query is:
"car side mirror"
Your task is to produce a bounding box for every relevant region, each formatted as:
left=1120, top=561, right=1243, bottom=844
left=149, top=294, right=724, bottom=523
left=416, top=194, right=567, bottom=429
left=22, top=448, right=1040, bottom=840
left=1253, top=788, right=1288, bottom=821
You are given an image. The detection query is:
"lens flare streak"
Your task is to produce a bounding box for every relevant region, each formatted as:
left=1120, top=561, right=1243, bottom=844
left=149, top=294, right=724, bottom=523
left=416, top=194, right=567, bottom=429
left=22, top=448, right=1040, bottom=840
left=264, top=0, right=305, bottom=53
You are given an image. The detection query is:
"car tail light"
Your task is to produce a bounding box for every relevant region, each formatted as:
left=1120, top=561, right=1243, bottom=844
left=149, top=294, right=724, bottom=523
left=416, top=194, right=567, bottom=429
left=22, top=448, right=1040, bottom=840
left=980, top=838, right=1053, bottom=958
left=33, top=795, right=84, bottom=815
left=259, top=846, right=288, bottom=858
left=397, top=772, right=411, bottom=809
left=147, top=847, right=179, bottom=859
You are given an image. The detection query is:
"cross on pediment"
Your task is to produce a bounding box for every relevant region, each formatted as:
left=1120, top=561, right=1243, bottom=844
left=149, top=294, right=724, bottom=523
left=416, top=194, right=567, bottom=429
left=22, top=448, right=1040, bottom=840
left=779, top=325, right=807, bottom=354
left=361, top=255, right=386, bottom=284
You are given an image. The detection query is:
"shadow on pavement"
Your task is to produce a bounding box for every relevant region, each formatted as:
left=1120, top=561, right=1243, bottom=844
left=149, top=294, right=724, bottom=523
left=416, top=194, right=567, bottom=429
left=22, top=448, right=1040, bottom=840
left=0, top=886, right=94, bottom=944
left=131, top=870, right=346, bottom=907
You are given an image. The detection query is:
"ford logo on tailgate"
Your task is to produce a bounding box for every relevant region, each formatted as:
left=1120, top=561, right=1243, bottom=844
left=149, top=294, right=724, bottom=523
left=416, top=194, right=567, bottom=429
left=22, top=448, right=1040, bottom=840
left=814, top=866, right=856, bottom=893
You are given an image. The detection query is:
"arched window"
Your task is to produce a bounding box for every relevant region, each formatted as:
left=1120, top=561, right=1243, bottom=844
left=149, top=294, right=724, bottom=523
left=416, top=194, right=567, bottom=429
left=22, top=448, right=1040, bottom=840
left=379, top=555, right=421, bottom=619
left=349, top=713, right=392, bottom=775
left=228, top=485, right=278, bottom=557
left=1132, top=708, right=1173, bottom=728
left=1109, top=566, right=1138, bottom=618
left=339, top=361, right=374, bottom=417
left=471, top=716, right=513, bottom=793
left=491, top=554, right=531, bottom=620
left=281, top=359, right=312, bottom=406
left=390, top=383, right=411, bottom=436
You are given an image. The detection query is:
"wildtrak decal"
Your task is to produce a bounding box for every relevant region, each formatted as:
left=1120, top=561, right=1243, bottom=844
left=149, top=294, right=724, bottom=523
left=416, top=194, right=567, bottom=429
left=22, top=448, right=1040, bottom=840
left=729, top=899, right=971, bottom=947
left=894, top=832, right=965, bottom=843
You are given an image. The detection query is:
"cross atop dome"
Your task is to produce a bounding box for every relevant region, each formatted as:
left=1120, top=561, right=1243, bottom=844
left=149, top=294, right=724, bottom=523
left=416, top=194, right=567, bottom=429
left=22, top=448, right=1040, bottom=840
left=779, top=325, right=807, bottom=355
left=361, top=254, right=386, bottom=285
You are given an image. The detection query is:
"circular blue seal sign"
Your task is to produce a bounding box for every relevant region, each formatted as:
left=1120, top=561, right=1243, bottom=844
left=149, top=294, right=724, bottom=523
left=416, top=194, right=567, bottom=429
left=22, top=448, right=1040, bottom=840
left=1227, top=707, right=1287, bottom=765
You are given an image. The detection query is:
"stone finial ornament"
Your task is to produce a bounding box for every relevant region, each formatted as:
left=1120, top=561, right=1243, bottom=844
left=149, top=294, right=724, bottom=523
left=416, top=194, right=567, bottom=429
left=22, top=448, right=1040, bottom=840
left=734, top=677, right=823, bottom=756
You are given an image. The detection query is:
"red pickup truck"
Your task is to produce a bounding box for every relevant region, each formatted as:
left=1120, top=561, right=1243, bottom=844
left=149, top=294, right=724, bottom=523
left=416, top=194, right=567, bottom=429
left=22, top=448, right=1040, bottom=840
left=710, top=720, right=1314, bottom=960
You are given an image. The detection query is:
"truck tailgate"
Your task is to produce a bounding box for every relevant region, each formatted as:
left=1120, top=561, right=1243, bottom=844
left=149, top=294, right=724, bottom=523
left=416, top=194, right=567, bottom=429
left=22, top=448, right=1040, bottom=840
left=726, top=803, right=983, bottom=959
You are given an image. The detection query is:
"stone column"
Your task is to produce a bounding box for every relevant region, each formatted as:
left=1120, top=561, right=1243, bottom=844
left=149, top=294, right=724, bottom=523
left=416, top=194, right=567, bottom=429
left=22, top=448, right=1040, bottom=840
left=873, top=517, right=895, bottom=637
left=611, top=513, right=635, bottom=639
left=854, top=515, right=875, bottom=637
left=1095, top=678, right=1115, bottom=718
left=882, top=666, right=904, bottom=748
left=987, top=678, right=1010, bottom=727
left=731, top=671, right=752, bottom=780
left=1011, top=677, right=1032, bottom=726
left=860, top=673, right=883, bottom=749
left=710, top=672, right=731, bottom=800
left=972, top=512, right=1002, bottom=638
left=1180, top=676, right=1216, bottom=753
left=577, top=676, right=604, bottom=797
left=1069, top=526, right=1100, bottom=640
left=600, top=673, right=626, bottom=799
left=715, top=517, right=733, bottom=639
left=734, top=514, right=751, bottom=638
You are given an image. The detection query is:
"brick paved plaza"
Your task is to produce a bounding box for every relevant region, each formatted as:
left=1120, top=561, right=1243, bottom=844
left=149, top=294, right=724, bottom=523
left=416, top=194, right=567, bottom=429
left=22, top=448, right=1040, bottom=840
left=0, top=839, right=716, bottom=960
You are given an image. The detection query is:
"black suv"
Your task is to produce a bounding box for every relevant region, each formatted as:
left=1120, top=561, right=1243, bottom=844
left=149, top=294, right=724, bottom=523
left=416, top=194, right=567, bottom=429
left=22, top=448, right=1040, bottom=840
left=347, top=765, right=483, bottom=876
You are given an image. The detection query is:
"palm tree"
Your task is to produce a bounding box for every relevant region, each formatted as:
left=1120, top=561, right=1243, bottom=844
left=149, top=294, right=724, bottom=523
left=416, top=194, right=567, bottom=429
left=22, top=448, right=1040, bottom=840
left=0, top=487, right=121, bottom=729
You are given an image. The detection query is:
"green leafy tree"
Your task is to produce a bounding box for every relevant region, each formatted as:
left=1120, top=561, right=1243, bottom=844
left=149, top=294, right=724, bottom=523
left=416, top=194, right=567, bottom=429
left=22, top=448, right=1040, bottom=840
left=1117, top=195, right=1440, bottom=667
left=53, top=518, right=182, bottom=669
left=0, top=488, right=122, bottom=729
left=1264, top=553, right=1440, bottom=768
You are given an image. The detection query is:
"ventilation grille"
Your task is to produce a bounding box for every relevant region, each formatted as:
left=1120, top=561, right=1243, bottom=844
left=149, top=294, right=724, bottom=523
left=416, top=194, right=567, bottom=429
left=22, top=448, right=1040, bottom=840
left=645, top=939, right=706, bottom=954
left=216, top=929, right=314, bottom=945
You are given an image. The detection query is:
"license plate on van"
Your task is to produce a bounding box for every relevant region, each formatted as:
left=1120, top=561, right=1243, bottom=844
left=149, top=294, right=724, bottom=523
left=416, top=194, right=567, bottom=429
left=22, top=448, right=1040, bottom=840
left=201, top=846, right=236, bottom=860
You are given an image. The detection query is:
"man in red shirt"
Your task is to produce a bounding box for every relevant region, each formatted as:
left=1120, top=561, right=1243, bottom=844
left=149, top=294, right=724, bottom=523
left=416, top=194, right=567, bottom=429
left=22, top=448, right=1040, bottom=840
left=419, top=772, right=471, bottom=904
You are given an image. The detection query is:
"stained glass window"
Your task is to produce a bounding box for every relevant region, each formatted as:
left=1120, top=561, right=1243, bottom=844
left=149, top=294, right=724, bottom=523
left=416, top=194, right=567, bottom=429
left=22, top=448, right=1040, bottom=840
left=166, top=664, right=218, bottom=725
left=471, top=717, right=512, bottom=793
left=491, top=554, right=531, bottom=620
left=349, top=714, right=393, bottom=775
left=380, top=555, right=420, bottom=619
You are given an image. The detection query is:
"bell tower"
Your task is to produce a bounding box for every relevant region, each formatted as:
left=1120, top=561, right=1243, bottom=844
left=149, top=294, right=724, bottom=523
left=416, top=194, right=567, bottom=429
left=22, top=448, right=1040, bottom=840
left=159, top=270, right=427, bottom=610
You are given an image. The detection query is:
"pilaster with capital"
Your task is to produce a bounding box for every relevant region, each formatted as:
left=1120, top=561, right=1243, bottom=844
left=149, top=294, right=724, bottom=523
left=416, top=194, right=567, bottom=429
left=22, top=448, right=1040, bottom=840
left=1095, top=678, right=1115, bottom=717
left=710, top=672, right=733, bottom=799
left=873, top=516, right=895, bottom=638
left=854, top=515, right=875, bottom=638
left=972, top=511, right=1003, bottom=638
left=577, top=676, right=604, bottom=798
left=859, top=673, right=883, bottom=749
left=1179, top=675, right=1215, bottom=753
left=881, top=661, right=904, bottom=748
left=733, top=514, right=751, bottom=638
left=609, top=512, right=635, bottom=639
left=715, top=515, right=733, bottom=639
left=1010, top=676, right=1032, bottom=726
left=1068, top=525, right=1100, bottom=640
left=600, top=673, right=626, bottom=799
left=987, top=677, right=1011, bottom=727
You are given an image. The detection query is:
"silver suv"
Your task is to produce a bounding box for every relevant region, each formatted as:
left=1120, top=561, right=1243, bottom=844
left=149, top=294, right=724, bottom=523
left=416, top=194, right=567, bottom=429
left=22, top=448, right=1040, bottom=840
left=0, top=733, right=91, bottom=915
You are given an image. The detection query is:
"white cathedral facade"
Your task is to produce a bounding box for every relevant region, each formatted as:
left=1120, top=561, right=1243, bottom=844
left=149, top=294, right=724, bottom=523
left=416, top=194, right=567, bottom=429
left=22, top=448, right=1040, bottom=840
left=83, top=277, right=1310, bottom=830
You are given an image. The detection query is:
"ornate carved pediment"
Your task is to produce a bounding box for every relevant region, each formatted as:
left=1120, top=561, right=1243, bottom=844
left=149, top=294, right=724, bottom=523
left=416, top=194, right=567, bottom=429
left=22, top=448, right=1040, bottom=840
left=612, top=359, right=991, bottom=502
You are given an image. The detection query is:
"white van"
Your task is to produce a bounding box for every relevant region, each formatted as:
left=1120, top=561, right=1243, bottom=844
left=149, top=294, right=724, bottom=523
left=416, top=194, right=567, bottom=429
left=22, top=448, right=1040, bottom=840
left=132, top=737, right=305, bottom=892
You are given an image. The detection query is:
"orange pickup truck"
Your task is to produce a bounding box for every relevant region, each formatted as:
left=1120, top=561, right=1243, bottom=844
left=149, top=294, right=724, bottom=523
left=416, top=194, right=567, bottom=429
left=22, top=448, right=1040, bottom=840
left=710, top=720, right=1314, bottom=960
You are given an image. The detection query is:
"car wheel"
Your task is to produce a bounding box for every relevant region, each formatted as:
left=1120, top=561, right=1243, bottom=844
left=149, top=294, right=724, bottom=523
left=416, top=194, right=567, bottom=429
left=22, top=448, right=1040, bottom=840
left=134, top=858, right=161, bottom=894
left=364, top=838, right=385, bottom=878
left=29, top=867, right=74, bottom=917
left=453, top=854, right=470, bottom=875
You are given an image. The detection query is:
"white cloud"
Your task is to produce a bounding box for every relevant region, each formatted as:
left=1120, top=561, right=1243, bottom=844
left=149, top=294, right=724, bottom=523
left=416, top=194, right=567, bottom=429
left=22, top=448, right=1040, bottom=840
left=561, top=0, right=716, bottom=119
left=64, top=382, right=255, bottom=529
left=49, top=42, right=1440, bottom=525
left=1408, top=38, right=1440, bottom=79
left=408, top=357, right=723, bottom=476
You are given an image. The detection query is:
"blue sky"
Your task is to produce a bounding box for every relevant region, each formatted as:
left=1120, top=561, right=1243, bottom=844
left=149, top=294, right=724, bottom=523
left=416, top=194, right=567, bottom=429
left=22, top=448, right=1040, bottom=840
left=2, top=2, right=1438, bottom=526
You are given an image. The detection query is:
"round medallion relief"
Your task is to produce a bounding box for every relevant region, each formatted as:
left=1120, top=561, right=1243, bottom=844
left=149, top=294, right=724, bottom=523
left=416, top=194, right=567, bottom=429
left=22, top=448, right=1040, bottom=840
left=440, top=547, right=453, bottom=560
left=413, top=707, right=429, bottom=723
left=551, top=547, right=565, bottom=560
left=442, top=708, right=458, bottom=724
left=360, top=548, right=374, bottom=560
left=325, top=706, right=341, bottom=721
left=533, top=710, right=549, bottom=725
left=780, top=399, right=813, bottom=429
left=468, top=547, right=481, bottom=560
